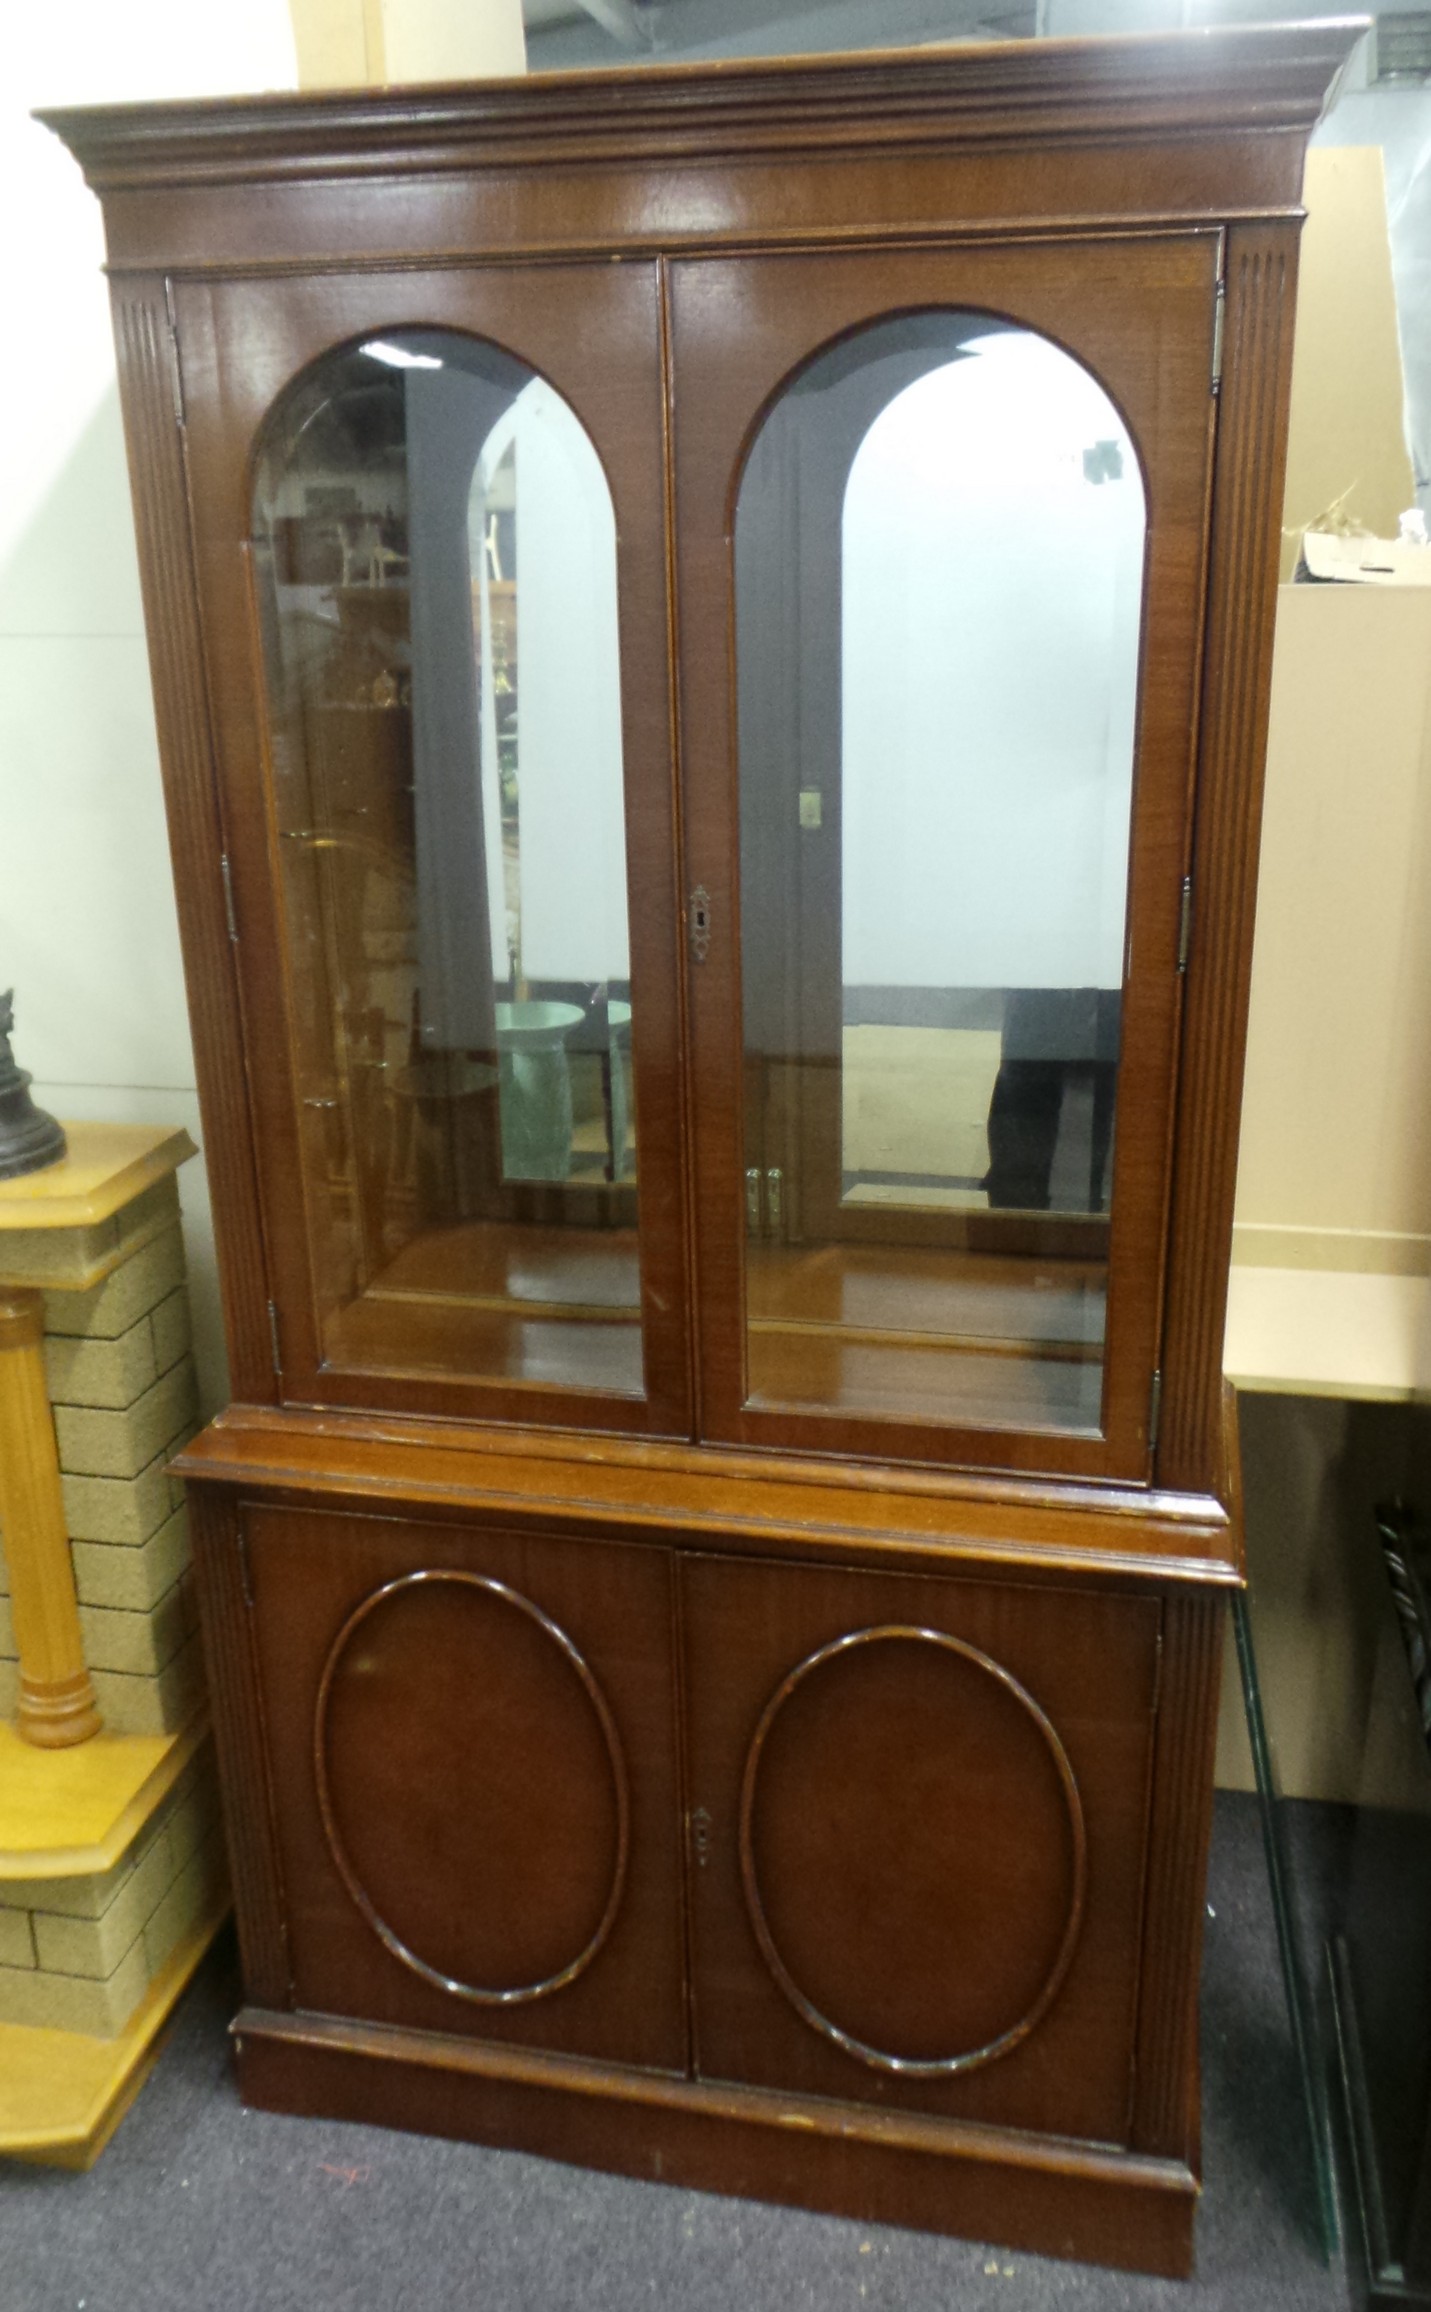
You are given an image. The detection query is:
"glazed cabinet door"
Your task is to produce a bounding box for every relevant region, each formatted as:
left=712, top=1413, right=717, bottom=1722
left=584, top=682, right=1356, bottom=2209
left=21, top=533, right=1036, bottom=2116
left=680, top=1553, right=1163, bottom=2145
left=669, top=236, right=1221, bottom=1481
left=173, top=267, right=689, bottom=1436
left=239, top=1502, right=687, bottom=2071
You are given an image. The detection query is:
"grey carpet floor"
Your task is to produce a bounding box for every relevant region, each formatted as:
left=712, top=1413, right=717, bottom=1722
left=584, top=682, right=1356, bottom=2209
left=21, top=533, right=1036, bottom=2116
left=0, top=1791, right=1353, bottom=2312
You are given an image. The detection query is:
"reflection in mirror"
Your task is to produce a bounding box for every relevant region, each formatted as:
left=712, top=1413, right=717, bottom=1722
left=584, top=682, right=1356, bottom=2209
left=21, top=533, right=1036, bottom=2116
left=736, top=314, right=1146, bottom=1435
left=251, top=331, right=640, bottom=1394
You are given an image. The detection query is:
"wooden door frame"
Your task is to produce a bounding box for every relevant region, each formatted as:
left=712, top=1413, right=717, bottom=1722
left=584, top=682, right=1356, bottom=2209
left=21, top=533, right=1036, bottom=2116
left=670, top=230, right=1223, bottom=1483
left=175, top=260, right=693, bottom=1439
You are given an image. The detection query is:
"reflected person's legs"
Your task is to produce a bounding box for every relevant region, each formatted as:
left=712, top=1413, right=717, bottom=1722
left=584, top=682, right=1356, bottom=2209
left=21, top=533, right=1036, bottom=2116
left=983, top=1060, right=1065, bottom=1210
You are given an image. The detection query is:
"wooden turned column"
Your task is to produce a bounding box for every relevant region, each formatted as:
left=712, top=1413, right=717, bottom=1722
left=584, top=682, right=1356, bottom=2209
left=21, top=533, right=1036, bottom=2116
left=0, top=1287, right=101, bottom=1746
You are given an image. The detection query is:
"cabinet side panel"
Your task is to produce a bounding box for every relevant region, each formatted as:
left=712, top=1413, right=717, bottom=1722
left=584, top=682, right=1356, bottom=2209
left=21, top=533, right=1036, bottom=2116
left=109, top=275, right=274, bottom=1405
left=187, top=1483, right=291, bottom=2005
left=1130, top=1588, right=1224, bottom=2159
left=1158, top=222, right=1301, bottom=1497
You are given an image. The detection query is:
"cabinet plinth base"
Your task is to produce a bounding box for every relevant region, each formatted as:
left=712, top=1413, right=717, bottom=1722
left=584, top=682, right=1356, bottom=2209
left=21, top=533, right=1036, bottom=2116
left=232, top=2007, right=1198, bottom=2278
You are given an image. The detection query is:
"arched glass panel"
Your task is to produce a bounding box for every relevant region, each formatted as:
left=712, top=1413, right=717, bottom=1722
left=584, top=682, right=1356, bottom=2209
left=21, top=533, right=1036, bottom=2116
left=735, top=313, right=1146, bottom=1434
left=252, top=329, right=641, bottom=1393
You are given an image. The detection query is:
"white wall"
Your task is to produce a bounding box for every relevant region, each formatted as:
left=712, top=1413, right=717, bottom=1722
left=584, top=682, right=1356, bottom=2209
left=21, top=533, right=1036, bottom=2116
left=841, top=333, right=1144, bottom=992
left=1314, top=88, right=1431, bottom=522
left=3, top=8, right=298, bottom=1414
left=473, top=381, right=631, bottom=986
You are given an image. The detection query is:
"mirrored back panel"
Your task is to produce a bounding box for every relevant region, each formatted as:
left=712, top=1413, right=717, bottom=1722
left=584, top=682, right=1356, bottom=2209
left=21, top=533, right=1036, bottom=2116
left=251, top=329, right=644, bottom=1395
left=736, top=313, right=1146, bottom=1434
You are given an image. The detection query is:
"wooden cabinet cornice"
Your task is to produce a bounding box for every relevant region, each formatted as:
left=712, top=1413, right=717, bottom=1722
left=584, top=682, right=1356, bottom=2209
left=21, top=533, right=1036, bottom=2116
left=47, top=25, right=1360, bottom=2272
left=44, top=24, right=1356, bottom=187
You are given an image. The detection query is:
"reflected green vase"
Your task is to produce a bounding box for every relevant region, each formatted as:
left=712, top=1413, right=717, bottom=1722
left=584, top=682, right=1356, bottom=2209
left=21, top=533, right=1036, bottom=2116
left=495, top=1001, right=584, bottom=1182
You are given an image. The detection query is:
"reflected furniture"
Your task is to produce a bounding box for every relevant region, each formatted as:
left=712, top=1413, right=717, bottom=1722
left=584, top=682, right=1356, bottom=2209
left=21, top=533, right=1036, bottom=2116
left=1225, top=1329, right=1431, bottom=2275
left=48, top=24, right=1358, bottom=2274
left=1228, top=1395, right=1431, bottom=2296
left=1330, top=1479, right=1431, bottom=2310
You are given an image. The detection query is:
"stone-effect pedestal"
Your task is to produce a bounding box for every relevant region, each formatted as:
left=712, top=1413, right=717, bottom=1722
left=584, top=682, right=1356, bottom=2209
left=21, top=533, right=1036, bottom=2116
left=0, top=1124, right=228, bottom=2166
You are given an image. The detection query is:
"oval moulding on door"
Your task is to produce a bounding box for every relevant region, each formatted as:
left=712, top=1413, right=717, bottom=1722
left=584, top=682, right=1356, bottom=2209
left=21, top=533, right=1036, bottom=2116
left=739, top=1626, right=1087, bottom=2073
left=314, top=1569, right=630, bottom=2003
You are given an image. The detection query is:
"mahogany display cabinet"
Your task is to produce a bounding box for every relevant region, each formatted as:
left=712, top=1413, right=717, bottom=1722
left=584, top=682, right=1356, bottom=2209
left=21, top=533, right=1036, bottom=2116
left=47, top=22, right=1361, bottom=2274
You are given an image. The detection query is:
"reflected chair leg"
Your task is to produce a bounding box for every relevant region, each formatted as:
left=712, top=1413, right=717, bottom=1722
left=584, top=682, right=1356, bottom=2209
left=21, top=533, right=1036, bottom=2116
left=0, top=1287, right=101, bottom=1747
left=1089, top=1062, right=1118, bottom=1215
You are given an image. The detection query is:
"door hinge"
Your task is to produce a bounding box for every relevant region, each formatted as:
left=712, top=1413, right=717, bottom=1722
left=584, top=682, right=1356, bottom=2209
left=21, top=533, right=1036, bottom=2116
left=267, top=1298, right=283, bottom=1381
left=1177, top=874, right=1194, bottom=974
left=1211, top=277, right=1226, bottom=397
left=237, top=1533, right=255, bottom=1611
left=744, top=1167, right=786, bottom=1237
left=1149, top=1367, right=1163, bottom=1453
left=219, top=853, right=239, bottom=944
left=745, top=1167, right=762, bottom=1231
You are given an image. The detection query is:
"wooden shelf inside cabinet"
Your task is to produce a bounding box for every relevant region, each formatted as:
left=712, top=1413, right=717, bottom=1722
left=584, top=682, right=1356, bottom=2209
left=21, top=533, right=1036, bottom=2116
left=44, top=21, right=1361, bottom=2275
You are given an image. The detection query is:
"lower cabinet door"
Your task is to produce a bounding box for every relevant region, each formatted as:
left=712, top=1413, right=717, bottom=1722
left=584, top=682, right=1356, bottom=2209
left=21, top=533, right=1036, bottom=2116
left=241, top=1502, right=687, bottom=2072
left=681, top=1553, right=1163, bottom=2144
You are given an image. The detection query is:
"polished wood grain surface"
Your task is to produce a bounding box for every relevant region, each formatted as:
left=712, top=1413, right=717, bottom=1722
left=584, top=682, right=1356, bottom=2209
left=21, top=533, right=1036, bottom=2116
left=1129, top=1583, right=1224, bottom=2160
left=745, top=1240, right=1106, bottom=1431
left=314, top=1571, right=632, bottom=2006
left=747, top=1240, right=1105, bottom=1344
left=45, top=27, right=1357, bottom=2269
left=42, top=25, right=1360, bottom=190
left=321, top=1223, right=643, bottom=1391
left=1129, top=1386, right=1244, bottom=2157
left=173, top=1407, right=1240, bottom=1584
left=187, top=1489, right=291, bottom=2007
left=109, top=279, right=277, bottom=1405
left=1157, top=223, right=1305, bottom=1497
left=735, top=1626, right=1089, bottom=2077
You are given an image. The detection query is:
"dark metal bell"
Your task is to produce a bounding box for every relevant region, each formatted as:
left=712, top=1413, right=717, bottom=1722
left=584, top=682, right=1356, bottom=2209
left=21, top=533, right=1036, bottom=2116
left=0, top=991, right=67, bottom=1182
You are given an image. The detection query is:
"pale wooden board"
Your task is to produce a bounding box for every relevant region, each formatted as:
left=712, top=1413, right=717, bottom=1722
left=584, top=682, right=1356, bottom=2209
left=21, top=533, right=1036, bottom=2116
left=0, top=1896, right=229, bottom=2169
left=0, top=1124, right=195, bottom=1237
left=1224, top=1266, right=1431, bottom=1401
left=0, top=1716, right=205, bottom=1878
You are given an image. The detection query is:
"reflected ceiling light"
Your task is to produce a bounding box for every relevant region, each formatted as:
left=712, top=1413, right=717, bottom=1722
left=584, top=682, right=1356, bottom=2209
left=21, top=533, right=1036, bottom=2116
left=362, top=339, right=443, bottom=370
